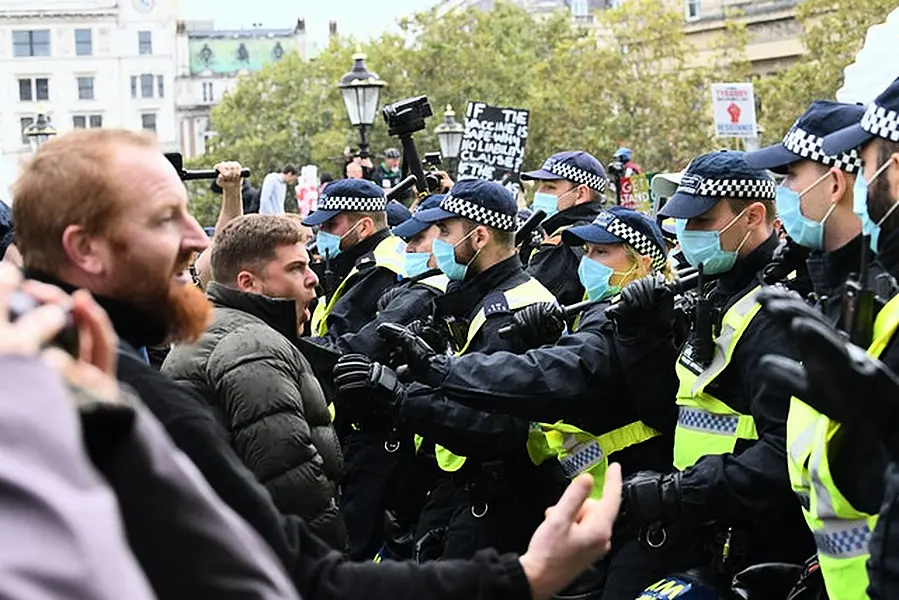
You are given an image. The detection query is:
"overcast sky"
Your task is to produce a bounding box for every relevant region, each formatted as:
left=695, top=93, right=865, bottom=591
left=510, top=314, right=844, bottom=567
left=180, top=0, right=440, bottom=48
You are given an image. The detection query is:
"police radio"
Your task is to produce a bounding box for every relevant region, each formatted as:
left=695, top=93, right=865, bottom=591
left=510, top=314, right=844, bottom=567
left=691, top=265, right=718, bottom=368
left=841, top=235, right=879, bottom=347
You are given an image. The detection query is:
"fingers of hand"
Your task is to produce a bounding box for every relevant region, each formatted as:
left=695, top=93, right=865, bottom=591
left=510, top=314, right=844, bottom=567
left=550, top=473, right=593, bottom=524
left=759, top=355, right=809, bottom=397
left=0, top=302, right=68, bottom=355
left=0, top=264, right=23, bottom=325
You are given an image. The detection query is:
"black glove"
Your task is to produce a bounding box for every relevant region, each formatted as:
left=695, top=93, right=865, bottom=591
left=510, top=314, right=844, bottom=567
left=378, top=323, right=447, bottom=387
left=509, top=302, right=566, bottom=349
left=407, top=318, right=451, bottom=354
left=759, top=315, right=899, bottom=457
left=333, top=353, right=404, bottom=422
left=621, top=470, right=681, bottom=527
left=377, top=285, right=405, bottom=313
left=607, top=274, right=674, bottom=333
left=757, top=286, right=830, bottom=331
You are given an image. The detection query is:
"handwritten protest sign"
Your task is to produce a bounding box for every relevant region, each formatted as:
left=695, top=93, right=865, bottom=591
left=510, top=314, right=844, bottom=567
left=457, top=102, right=529, bottom=196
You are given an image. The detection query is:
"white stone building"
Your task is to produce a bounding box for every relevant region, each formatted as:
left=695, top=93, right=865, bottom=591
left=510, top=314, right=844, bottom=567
left=174, top=20, right=307, bottom=158
left=0, top=0, right=178, bottom=198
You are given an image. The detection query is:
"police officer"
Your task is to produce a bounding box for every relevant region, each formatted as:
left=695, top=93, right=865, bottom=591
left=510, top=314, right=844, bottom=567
left=758, top=76, right=899, bottom=598
left=332, top=179, right=566, bottom=561
left=303, top=178, right=407, bottom=340
left=381, top=206, right=678, bottom=597
left=743, top=101, right=885, bottom=599
left=618, top=151, right=815, bottom=574
left=301, top=178, right=408, bottom=560
left=521, top=151, right=609, bottom=307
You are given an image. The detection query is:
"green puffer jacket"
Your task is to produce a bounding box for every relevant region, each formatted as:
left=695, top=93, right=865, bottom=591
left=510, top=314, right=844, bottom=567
left=163, top=282, right=346, bottom=549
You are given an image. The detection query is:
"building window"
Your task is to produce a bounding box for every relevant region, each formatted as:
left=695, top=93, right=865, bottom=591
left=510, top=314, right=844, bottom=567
left=138, top=31, right=152, bottom=55
left=13, top=30, right=50, bottom=57
left=77, top=76, right=95, bottom=100
left=202, top=81, right=214, bottom=102
left=18, top=78, right=50, bottom=102
left=18, top=79, right=32, bottom=101
left=75, top=28, right=92, bottom=56
left=571, top=0, right=590, bottom=22
left=157, top=75, right=165, bottom=98
left=140, top=74, right=154, bottom=98
left=20, top=117, right=35, bottom=144
left=130, top=76, right=137, bottom=98
left=73, top=114, right=103, bottom=129
left=141, top=113, right=157, bottom=133
left=685, top=0, right=701, bottom=20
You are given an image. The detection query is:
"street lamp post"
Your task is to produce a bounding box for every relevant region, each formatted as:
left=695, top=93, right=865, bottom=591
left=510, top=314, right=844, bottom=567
left=434, top=104, right=465, bottom=177
left=24, top=112, right=57, bottom=152
left=337, top=52, right=385, bottom=159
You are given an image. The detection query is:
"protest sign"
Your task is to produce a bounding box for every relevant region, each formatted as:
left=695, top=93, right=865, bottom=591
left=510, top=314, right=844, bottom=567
left=711, top=83, right=758, bottom=139
left=457, top=102, right=529, bottom=196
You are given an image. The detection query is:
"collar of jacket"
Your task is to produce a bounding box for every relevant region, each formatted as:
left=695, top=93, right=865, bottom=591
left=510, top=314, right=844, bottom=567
left=806, top=234, right=866, bottom=301
left=542, top=200, right=604, bottom=234
left=206, top=282, right=299, bottom=342
left=437, top=254, right=525, bottom=318
left=713, top=232, right=778, bottom=299
left=22, top=268, right=168, bottom=349
left=330, top=227, right=392, bottom=280
left=876, top=228, right=899, bottom=281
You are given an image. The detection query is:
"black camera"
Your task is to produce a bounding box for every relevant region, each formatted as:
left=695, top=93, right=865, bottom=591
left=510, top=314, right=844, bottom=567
left=607, top=160, right=625, bottom=178
left=382, top=96, right=433, bottom=138
left=9, top=290, right=79, bottom=357
left=423, top=152, right=443, bottom=193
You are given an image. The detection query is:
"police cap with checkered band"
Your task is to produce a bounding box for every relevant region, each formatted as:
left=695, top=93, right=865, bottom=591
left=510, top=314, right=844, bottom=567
left=415, top=179, right=518, bottom=232
left=823, top=76, right=899, bottom=155
left=562, top=206, right=668, bottom=272
left=392, top=194, right=444, bottom=238
left=520, top=150, right=608, bottom=194
left=301, top=178, right=387, bottom=226
left=658, top=150, right=776, bottom=220
left=745, top=101, right=865, bottom=174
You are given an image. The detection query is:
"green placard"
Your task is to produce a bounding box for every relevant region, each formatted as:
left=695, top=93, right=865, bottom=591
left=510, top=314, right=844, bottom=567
left=189, top=37, right=299, bottom=75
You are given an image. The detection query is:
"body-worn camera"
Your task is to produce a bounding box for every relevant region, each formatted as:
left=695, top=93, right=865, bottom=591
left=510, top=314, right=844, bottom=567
left=382, top=96, right=433, bottom=138
left=9, top=290, right=79, bottom=357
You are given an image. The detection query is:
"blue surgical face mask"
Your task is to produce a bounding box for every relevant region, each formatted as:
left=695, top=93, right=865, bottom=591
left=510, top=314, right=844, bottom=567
left=315, top=220, right=361, bottom=260
left=432, top=229, right=479, bottom=281
left=775, top=171, right=834, bottom=250
left=577, top=256, right=636, bottom=301
left=532, top=187, right=578, bottom=218
left=405, top=252, right=432, bottom=277
left=675, top=208, right=749, bottom=275
left=854, top=160, right=894, bottom=253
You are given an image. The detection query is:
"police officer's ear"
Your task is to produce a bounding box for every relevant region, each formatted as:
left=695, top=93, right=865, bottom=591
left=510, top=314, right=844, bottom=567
left=636, top=254, right=652, bottom=277
left=827, top=167, right=849, bottom=208
left=744, top=201, right=768, bottom=229
left=575, top=184, right=592, bottom=205
left=471, top=224, right=490, bottom=251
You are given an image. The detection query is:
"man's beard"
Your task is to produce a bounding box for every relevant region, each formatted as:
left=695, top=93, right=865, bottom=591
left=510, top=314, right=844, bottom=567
left=106, top=246, right=212, bottom=345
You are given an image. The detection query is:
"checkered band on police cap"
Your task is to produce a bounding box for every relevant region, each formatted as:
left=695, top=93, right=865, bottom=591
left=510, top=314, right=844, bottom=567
left=782, top=126, right=863, bottom=173
left=676, top=173, right=776, bottom=200
left=317, top=193, right=387, bottom=213
left=861, top=102, right=899, bottom=143
left=544, top=157, right=608, bottom=193
left=440, top=195, right=517, bottom=232
left=598, top=214, right=667, bottom=272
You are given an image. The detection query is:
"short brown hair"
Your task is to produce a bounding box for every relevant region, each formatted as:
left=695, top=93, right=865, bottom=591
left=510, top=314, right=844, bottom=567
left=726, top=198, right=777, bottom=225
left=211, top=214, right=305, bottom=284
left=462, top=218, right=515, bottom=248
left=345, top=210, right=388, bottom=231
left=12, top=129, right=157, bottom=272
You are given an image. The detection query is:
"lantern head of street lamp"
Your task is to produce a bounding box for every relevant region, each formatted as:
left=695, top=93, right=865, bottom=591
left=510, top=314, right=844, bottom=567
left=338, top=51, right=386, bottom=127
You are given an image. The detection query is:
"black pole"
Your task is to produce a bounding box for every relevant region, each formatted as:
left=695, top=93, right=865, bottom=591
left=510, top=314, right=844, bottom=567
left=358, top=124, right=370, bottom=159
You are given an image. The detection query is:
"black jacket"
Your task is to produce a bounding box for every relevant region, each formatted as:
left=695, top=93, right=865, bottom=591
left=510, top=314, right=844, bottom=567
left=313, top=228, right=404, bottom=340
left=400, top=256, right=545, bottom=458
left=526, top=202, right=604, bottom=308
left=433, top=300, right=676, bottom=476
left=675, top=234, right=815, bottom=564
left=23, top=270, right=534, bottom=600
left=163, top=283, right=345, bottom=549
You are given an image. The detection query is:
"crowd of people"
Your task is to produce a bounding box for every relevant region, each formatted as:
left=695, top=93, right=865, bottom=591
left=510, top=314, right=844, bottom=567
left=4, top=74, right=899, bottom=600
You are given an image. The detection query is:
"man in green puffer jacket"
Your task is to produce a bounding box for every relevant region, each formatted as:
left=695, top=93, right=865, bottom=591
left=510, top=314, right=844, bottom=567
left=163, top=214, right=346, bottom=549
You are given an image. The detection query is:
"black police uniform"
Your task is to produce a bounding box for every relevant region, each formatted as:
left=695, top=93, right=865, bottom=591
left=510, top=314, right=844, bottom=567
left=623, top=153, right=816, bottom=579
left=402, top=254, right=568, bottom=560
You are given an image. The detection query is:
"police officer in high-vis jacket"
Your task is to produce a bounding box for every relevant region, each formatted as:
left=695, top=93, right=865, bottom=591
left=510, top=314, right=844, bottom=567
left=618, top=151, right=815, bottom=573
left=521, top=151, right=608, bottom=308
left=744, top=100, right=888, bottom=599
left=331, top=179, right=567, bottom=561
